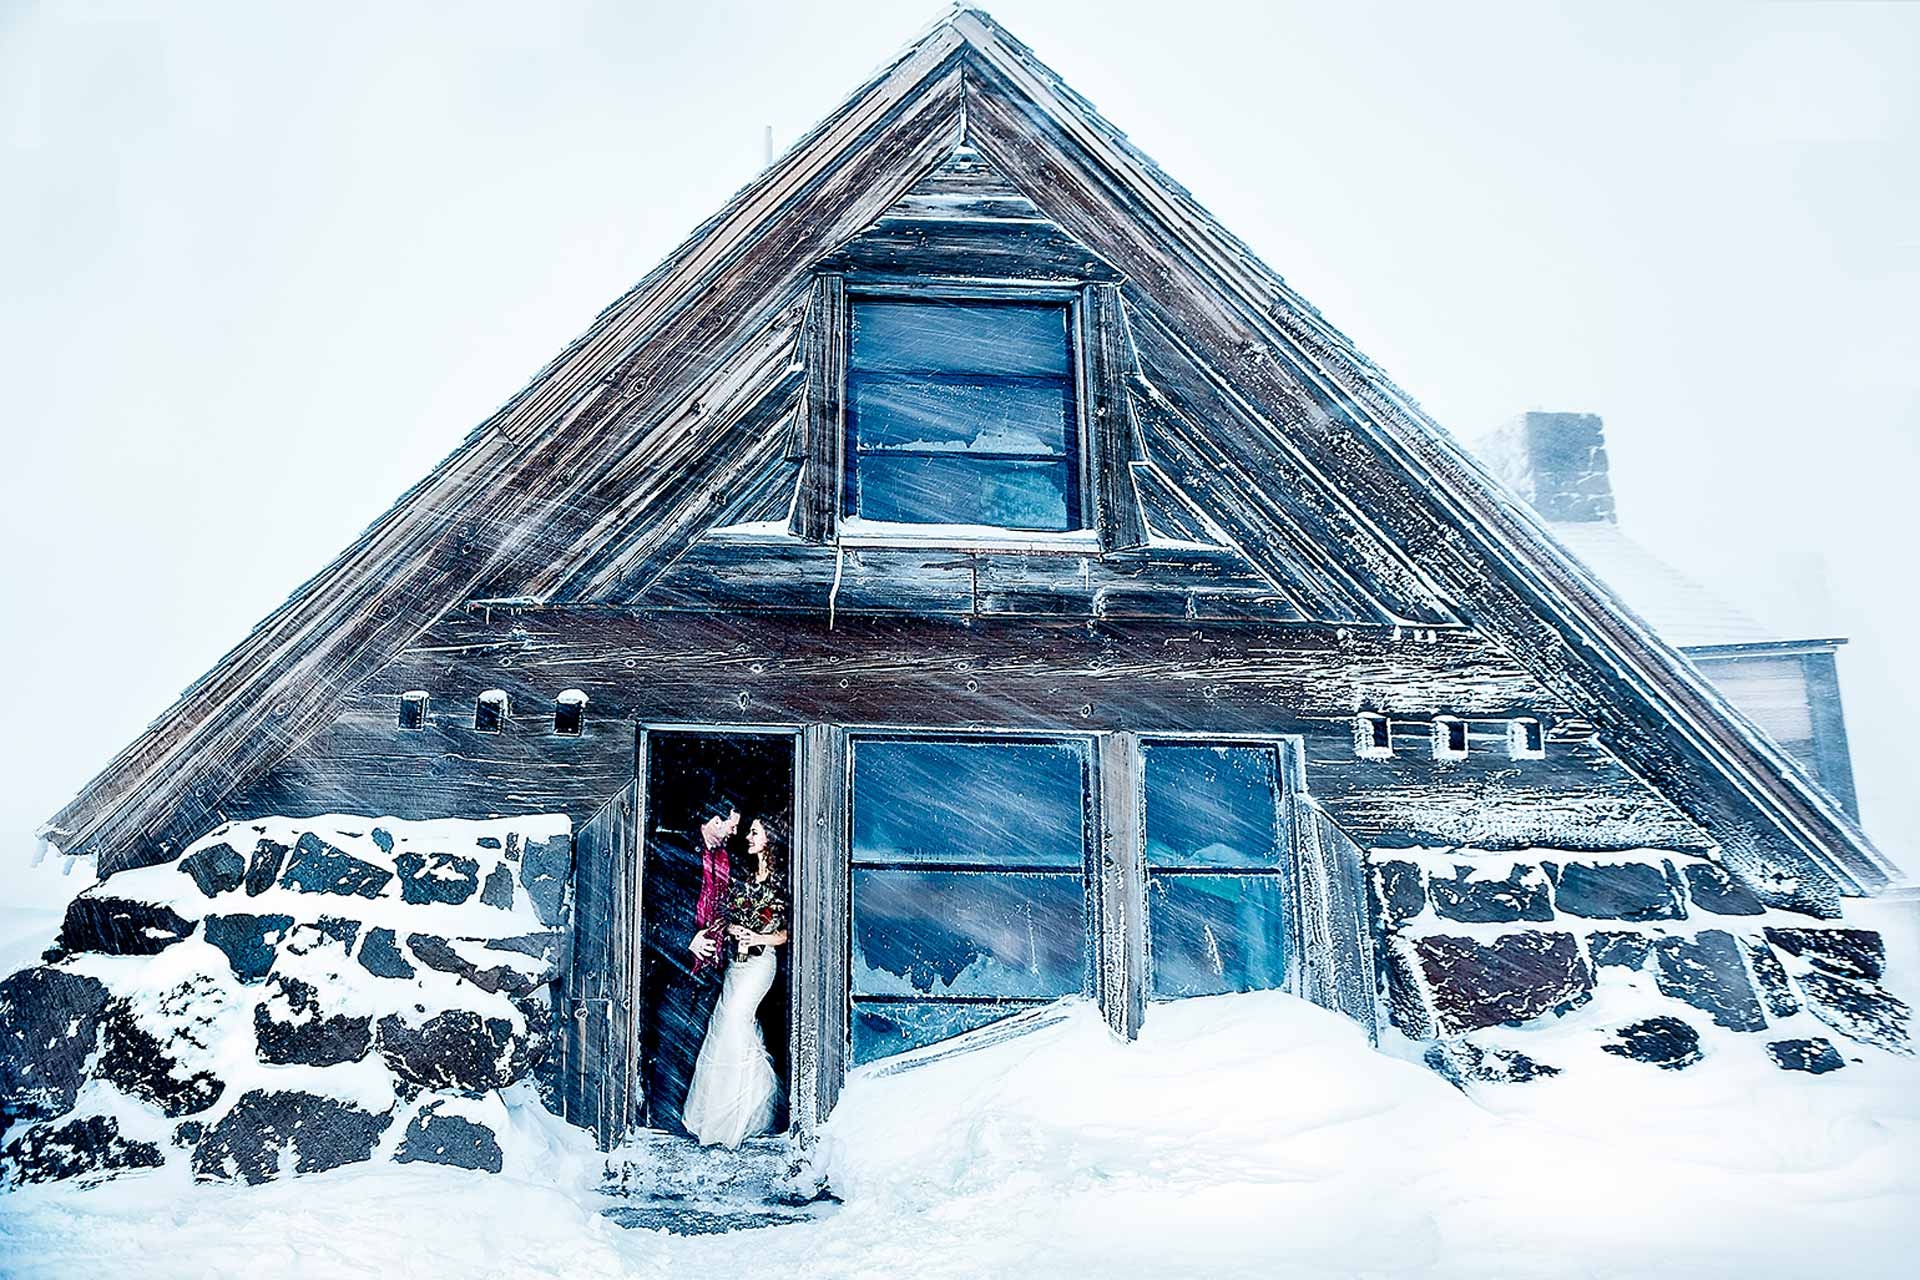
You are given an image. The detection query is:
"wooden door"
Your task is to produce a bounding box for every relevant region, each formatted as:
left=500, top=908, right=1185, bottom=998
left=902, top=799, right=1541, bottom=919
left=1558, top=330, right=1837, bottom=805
left=559, top=776, right=642, bottom=1148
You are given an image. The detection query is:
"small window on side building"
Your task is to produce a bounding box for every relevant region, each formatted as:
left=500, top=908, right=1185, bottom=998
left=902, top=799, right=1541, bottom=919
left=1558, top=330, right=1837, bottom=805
left=398, top=691, right=428, bottom=730
left=475, top=690, right=509, bottom=733
left=1509, top=718, right=1546, bottom=759
left=554, top=689, right=588, bottom=736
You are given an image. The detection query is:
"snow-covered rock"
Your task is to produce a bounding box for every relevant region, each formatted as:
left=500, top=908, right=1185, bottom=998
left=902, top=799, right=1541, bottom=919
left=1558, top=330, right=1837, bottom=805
left=0, top=814, right=571, bottom=1189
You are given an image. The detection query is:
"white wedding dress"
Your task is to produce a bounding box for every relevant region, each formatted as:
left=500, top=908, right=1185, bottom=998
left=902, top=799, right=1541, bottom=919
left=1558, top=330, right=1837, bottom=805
left=681, top=947, right=781, bottom=1147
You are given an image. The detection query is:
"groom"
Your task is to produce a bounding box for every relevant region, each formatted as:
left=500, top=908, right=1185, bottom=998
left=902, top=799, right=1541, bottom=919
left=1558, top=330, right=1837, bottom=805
left=645, top=792, right=741, bottom=1136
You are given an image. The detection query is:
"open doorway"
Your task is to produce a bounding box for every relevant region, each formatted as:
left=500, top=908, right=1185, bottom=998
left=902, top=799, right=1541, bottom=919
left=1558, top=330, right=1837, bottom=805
left=639, top=730, right=796, bottom=1137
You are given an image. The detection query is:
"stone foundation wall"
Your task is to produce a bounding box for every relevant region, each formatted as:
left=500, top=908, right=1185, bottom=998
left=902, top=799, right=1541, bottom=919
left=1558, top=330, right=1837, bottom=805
left=1371, top=847, right=1912, bottom=1081
left=0, top=814, right=575, bottom=1187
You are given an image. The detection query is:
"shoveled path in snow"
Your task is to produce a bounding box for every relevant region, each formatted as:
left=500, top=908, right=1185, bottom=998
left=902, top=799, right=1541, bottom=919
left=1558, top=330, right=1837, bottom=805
left=3, top=991, right=1916, bottom=1279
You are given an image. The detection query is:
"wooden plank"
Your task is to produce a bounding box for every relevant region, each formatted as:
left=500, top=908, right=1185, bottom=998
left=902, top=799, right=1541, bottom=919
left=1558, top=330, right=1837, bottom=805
left=1083, top=284, right=1150, bottom=552
left=792, top=723, right=849, bottom=1131
left=1289, top=798, right=1381, bottom=1043
left=561, top=781, right=638, bottom=1146
left=820, top=215, right=1122, bottom=283
left=790, top=275, right=847, bottom=543
left=1093, top=732, right=1146, bottom=1039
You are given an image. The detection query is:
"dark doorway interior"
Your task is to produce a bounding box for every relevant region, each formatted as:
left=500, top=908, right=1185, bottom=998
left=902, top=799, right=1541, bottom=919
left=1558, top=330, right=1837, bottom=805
left=639, top=730, right=795, bottom=1135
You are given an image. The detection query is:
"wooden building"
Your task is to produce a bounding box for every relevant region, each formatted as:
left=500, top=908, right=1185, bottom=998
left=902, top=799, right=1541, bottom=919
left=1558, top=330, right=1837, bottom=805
left=40, top=10, right=1903, bottom=1148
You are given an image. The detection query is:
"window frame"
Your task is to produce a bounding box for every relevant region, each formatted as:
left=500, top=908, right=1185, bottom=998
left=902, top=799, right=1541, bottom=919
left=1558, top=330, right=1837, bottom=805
left=1136, top=737, right=1297, bottom=1003
left=837, top=283, right=1094, bottom=538
left=843, top=728, right=1099, bottom=1065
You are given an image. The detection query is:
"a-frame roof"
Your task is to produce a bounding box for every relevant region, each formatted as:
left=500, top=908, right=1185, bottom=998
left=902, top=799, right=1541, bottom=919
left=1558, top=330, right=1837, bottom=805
left=44, top=9, right=1899, bottom=905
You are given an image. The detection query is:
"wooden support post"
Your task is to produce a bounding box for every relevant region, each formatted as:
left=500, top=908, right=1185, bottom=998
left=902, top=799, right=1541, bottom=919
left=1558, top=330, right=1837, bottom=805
left=1094, top=731, right=1146, bottom=1039
left=792, top=722, right=850, bottom=1132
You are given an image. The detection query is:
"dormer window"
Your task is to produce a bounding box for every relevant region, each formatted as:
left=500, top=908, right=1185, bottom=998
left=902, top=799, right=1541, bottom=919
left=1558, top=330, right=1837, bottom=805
left=844, top=298, right=1081, bottom=531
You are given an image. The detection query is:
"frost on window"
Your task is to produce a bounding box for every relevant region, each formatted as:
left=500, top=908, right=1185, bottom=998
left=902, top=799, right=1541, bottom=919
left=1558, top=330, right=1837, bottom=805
left=1142, top=742, right=1289, bottom=999
left=845, top=300, right=1079, bottom=530
left=849, top=737, right=1089, bottom=1065
left=1143, top=743, right=1281, bottom=869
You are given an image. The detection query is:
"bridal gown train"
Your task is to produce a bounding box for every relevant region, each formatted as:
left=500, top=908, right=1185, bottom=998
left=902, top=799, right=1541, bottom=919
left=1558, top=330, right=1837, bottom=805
left=681, top=947, right=781, bottom=1147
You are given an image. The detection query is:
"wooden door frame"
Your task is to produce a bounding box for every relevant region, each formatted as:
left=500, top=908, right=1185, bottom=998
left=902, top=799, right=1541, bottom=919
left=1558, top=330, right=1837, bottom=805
left=626, top=721, right=812, bottom=1141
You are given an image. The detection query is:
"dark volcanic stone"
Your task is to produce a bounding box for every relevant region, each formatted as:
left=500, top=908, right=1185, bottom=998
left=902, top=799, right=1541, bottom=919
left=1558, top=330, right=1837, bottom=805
left=1763, top=928, right=1886, bottom=981
left=395, top=852, right=481, bottom=906
left=405, top=933, right=540, bottom=997
left=370, top=828, right=395, bottom=854
left=479, top=863, right=516, bottom=911
left=253, top=976, right=373, bottom=1068
left=1744, top=937, right=1800, bottom=1019
left=244, top=838, right=289, bottom=896
left=174, top=1120, right=205, bottom=1146
left=1766, top=1037, right=1847, bottom=1074
left=406, top=933, right=469, bottom=976
left=1, top=1114, right=164, bottom=1186
left=1424, top=1039, right=1559, bottom=1085
left=280, top=832, right=393, bottom=899
left=1549, top=861, right=1683, bottom=921
left=357, top=927, right=416, bottom=979
left=1681, top=862, right=1764, bottom=916
left=1588, top=931, right=1652, bottom=970
left=1797, top=972, right=1912, bottom=1055
left=1652, top=930, right=1767, bottom=1032
left=519, top=833, right=573, bottom=927
left=203, top=912, right=294, bottom=983
left=313, top=917, right=362, bottom=951
left=0, top=967, right=108, bottom=1123
left=376, top=1010, right=529, bottom=1094
left=394, top=1102, right=503, bottom=1173
left=1428, top=864, right=1552, bottom=925
left=1602, top=1016, right=1702, bottom=1070
left=1371, top=860, right=1425, bottom=928
left=192, top=1089, right=392, bottom=1184
left=178, top=842, right=247, bottom=898
left=97, top=999, right=225, bottom=1118
left=58, top=894, right=196, bottom=957
left=1412, top=932, right=1593, bottom=1035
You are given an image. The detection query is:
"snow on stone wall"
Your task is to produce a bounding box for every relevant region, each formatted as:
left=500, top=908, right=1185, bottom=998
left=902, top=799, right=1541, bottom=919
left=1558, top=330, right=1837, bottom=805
left=0, top=815, right=576, bottom=1187
left=1372, top=846, right=1912, bottom=1082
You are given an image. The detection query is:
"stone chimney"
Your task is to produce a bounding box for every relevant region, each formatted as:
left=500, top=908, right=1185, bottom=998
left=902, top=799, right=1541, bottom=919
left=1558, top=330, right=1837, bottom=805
left=1478, top=411, right=1616, bottom=524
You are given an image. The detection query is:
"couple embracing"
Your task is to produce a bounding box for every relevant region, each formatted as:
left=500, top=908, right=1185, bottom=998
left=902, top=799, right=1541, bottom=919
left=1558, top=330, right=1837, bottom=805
left=646, top=795, right=789, bottom=1147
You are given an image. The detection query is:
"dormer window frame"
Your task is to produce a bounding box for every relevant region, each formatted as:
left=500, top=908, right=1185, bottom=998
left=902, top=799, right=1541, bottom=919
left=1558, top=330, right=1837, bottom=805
left=789, top=271, right=1147, bottom=552
left=839, top=281, right=1093, bottom=540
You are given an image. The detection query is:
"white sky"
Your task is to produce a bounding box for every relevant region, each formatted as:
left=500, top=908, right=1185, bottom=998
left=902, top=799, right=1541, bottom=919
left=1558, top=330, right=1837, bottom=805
left=3, top=1, right=1915, bottom=900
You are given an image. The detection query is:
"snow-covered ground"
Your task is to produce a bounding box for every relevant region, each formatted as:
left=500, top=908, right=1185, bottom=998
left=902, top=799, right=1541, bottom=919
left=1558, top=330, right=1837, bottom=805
left=3, top=979, right=1916, bottom=1279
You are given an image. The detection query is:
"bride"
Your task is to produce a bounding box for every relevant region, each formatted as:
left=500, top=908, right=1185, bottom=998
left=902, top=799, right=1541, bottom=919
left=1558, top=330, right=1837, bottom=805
left=682, top=815, right=789, bottom=1147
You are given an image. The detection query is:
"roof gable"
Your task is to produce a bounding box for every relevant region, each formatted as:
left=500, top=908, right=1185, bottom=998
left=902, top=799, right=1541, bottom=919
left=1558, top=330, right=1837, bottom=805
left=44, top=10, right=1897, bottom=905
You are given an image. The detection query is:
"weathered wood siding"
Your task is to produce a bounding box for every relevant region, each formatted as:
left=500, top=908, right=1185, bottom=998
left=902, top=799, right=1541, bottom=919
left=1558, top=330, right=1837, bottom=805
left=228, top=608, right=1706, bottom=856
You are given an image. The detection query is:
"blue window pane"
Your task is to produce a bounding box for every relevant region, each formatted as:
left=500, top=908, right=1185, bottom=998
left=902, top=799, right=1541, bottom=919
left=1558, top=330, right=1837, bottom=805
left=1143, top=744, right=1283, bottom=869
left=1148, top=873, right=1289, bottom=997
left=853, top=454, right=1071, bottom=529
left=851, top=869, right=1086, bottom=999
left=851, top=1000, right=1039, bottom=1066
left=851, top=301, right=1071, bottom=377
left=851, top=377, right=1072, bottom=456
left=852, top=740, right=1087, bottom=867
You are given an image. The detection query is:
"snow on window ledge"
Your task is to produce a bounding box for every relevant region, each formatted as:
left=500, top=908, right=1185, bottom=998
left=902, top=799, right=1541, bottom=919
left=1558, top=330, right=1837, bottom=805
left=836, top=517, right=1100, bottom=553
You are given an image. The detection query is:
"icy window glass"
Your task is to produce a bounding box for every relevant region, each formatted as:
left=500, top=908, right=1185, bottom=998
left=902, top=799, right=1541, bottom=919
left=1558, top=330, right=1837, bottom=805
left=1142, top=742, right=1290, bottom=999
left=1143, top=744, right=1282, bottom=869
left=850, top=736, right=1090, bottom=1065
left=852, top=739, right=1086, bottom=867
left=845, top=300, right=1079, bottom=530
